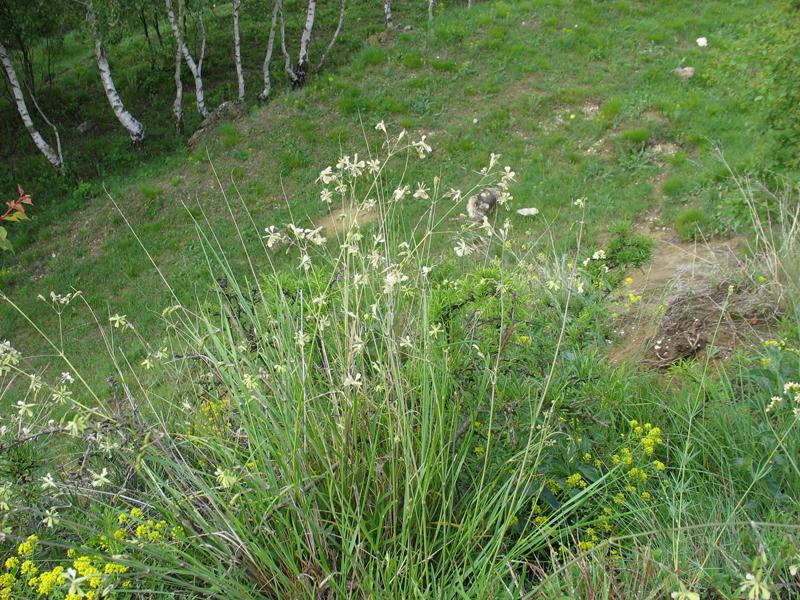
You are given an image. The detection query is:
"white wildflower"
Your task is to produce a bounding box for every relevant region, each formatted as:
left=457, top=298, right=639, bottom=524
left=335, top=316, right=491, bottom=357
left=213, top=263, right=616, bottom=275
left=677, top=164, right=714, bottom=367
left=412, top=135, right=432, bottom=158
left=42, top=508, right=60, bottom=528
left=343, top=372, right=362, bottom=388
left=16, top=400, right=35, bottom=418
left=215, top=468, right=238, bottom=490
left=90, top=468, right=111, bottom=488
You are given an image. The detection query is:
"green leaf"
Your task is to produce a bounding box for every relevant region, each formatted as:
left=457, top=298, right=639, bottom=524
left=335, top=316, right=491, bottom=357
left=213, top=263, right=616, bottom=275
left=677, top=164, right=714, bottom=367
left=0, top=226, right=12, bottom=252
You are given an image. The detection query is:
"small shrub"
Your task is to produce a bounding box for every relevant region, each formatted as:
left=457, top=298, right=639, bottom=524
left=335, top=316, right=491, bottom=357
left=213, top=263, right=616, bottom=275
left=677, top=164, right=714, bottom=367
left=401, top=51, right=424, bottom=69
left=218, top=123, right=240, bottom=150
left=674, top=206, right=709, bottom=240
left=661, top=174, right=687, bottom=198
left=619, top=127, right=650, bottom=147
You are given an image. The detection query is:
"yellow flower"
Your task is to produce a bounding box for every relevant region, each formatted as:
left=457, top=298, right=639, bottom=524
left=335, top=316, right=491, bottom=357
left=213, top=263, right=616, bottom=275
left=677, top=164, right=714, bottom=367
left=35, top=566, right=65, bottom=595
left=129, top=508, right=144, bottom=519
left=4, top=557, right=19, bottom=570
left=654, top=460, right=666, bottom=471
left=21, top=560, right=38, bottom=577
left=566, top=473, right=588, bottom=489
left=641, top=491, right=652, bottom=501
left=104, top=562, right=129, bottom=575
left=17, top=535, right=38, bottom=558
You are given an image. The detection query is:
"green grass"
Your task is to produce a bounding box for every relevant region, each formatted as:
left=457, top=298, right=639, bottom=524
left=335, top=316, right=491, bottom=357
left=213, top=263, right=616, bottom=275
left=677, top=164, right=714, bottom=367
left=1, top=0, right=784, bottom=394
left=2, top=1, right=800, bottom=596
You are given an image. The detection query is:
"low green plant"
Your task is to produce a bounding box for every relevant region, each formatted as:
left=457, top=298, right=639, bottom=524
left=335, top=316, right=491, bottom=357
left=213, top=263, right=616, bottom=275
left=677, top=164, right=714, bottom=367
left=674, top=206, right=709, bottom=240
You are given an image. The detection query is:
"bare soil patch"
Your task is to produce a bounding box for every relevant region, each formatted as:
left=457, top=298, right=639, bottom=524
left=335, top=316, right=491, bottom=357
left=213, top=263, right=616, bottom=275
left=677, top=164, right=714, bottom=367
left=609, top=216, right=777, bottom=368
left=316, top=205, right=377, bottom=237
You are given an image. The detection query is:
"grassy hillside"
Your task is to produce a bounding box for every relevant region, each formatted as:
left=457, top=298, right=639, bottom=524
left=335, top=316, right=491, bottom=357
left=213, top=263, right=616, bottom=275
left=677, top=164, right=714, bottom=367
left=2, top=1, right=800, bottom=597
left=1, top=0, right=780, bottom=391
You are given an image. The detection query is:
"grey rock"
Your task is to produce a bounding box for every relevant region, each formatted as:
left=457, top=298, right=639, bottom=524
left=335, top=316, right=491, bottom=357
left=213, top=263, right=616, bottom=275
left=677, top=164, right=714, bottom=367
left=673, top=66, right=695, bottom=80
left=466, top=187, right=500, bottom=221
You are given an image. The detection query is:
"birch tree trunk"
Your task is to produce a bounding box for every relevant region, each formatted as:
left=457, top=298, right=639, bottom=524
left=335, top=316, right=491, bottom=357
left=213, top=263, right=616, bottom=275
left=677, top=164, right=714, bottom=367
left=316, top=0, right=346, bottom=71
left=165, top=0, right=209, bottom=118
left=0, top=42, right=63, bottom=168
left=258, top=0, right=282, bottom=100
left=87, top=3, right=145, bottom=144
left=232, top=0, right=245, bottom=101
left=173, top=41, right=183, bottom=131
left=384, top=0, right=393, bottom=29
left=428, top=0, right=434, bottom=21
left=295, top=0, right=316, bottom=87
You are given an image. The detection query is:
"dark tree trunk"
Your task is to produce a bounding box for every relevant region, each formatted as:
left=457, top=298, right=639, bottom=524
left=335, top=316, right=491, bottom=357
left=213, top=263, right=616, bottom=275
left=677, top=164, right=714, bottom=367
left=153, top=11, right=165, bottom=50
left=140, top=8, right=157, bottom=70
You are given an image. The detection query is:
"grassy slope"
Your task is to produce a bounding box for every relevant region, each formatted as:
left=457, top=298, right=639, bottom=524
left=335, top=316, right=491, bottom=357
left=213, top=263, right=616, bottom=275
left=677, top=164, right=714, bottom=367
left=0, top=0, right=777, bottom=393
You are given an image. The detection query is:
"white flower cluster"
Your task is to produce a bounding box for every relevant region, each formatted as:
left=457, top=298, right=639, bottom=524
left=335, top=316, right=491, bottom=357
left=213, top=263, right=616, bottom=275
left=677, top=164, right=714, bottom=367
left=0, top=340, right=20, bottom=376
left=37, top=290, right=82, bottom=306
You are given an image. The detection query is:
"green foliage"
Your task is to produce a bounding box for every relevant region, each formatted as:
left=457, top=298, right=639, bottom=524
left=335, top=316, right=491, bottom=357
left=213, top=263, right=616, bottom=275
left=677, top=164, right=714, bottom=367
left=674, top=206, right=710, bottom=240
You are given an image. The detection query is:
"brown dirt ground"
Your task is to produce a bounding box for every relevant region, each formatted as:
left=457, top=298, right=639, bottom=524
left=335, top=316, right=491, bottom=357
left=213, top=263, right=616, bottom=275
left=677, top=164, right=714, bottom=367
left=608, top=214, right=778, bottom=368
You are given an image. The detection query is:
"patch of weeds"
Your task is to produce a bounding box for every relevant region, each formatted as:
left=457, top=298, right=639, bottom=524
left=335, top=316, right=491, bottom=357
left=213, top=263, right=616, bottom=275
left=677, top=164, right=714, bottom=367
left=618, top=127, right=650, bottom=148
left=433, top=20, right=469, bottom=44
left=279, top=143, right=311, bottom=173
left=674, top=207, right=710, bottom=240
left=338, top=87, right=377, bottom=114
left=430, top=58, right=457, bottom=72
left=661, top=175, right=687, bottom=199
left=600, top=98, right=623, bottom=122
left=358, top=46, right=388, bottom=67
left=557, top=87, right=587, bottom=105
left=139, top=184, right=163, bottom=202
left=605, top=226, right=654, bottom=271
left=411, top=90, right=433, bottom=116
left=492, top=1, right=513, bottom=18
left=218, top=123, right=240, bottom=150
left=401, top=51, right=424, bottom=69
left=381, top=95, right=409, bottom=114
left=443, top=133, right=476, bottom=155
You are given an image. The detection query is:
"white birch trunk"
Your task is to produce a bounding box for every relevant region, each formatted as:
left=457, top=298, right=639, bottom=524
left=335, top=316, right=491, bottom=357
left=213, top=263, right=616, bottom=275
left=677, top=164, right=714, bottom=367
left=384, top=0, right=393, bottom=28
left=173, top=41, right=183, bottom=130
left=232, top=0, right=245, bottom=101
left=258, top=0, right=282, bottom=100
left=295, top=0, right=316, bottom=86
left=428, top=0, right=434, bottom=21
left=0, top=42, right=63, bottom=168
left=316, top=0, right=346, bottom=71
left=87, top=4, right=145, bottom=144
left=279, top=5, right=298, bottom=84
left=165, top=0, right=209, bottom=118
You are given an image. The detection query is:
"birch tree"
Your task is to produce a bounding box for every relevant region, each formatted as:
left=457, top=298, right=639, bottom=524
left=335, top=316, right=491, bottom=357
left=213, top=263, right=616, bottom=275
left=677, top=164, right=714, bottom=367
left=86, top=1, right=145, bottom=144
left=232, top=0, right=245, bottom=101
left=280, top=0, right=316, bottom=88
left=166, top=0, right=210, bottom=118
left=384, top=0, right=393, bottom=29
left=258, top=0, right=282, bottom=100
left=173, top=40, right=184, bottom=130
left=316, top=0, right=345, bottom=71
left=0, top=41, right=63, bottom=168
